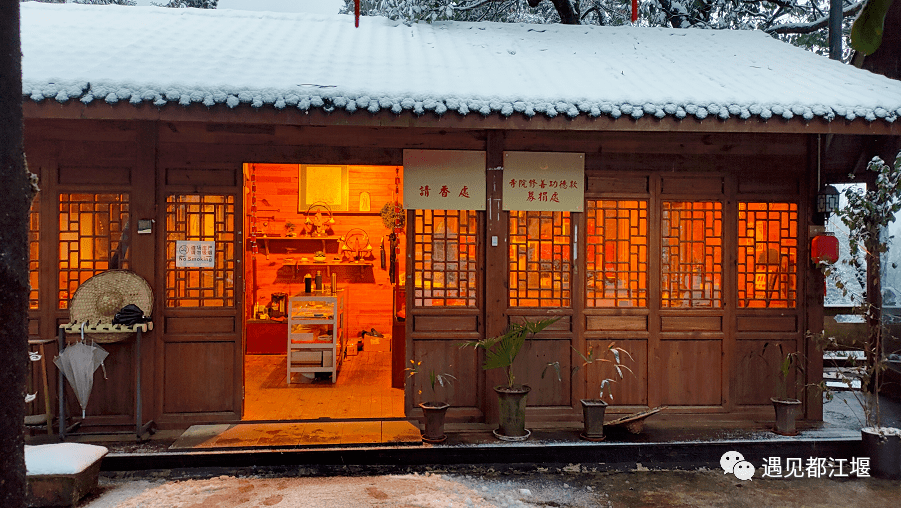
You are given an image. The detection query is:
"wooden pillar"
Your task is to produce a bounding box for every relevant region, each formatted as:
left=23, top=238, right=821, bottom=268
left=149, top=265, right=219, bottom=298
left=483, top=131, right=507, bottom=421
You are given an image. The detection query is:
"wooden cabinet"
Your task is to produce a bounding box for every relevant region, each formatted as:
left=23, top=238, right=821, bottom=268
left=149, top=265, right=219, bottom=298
left=287, top=290, right=346, bottom=383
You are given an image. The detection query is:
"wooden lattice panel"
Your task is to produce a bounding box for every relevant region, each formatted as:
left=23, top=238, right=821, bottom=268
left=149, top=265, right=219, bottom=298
left=661, top=201, right=722, bottom=308
left=58, top=193, right=129, bottom=309
left=412, top=209, right=478, bottom=307
left=29, top=194, right=39, bottom=310
left=508, top=210, right=572, bottom=308
left=738, top=202, right=798, bottom=308
left=165, top=195, right=236, bottom=308
left=586, top=200, right=648, bottom=308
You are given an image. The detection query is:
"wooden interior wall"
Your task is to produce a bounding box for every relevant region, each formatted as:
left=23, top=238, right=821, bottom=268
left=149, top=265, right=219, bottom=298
left=245, top=163, right=404, bottom=339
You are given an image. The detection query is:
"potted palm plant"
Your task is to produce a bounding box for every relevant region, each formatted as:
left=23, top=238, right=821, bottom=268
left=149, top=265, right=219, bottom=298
left=461, top=316, right=560, bottom=441
left=406, top=359, right=455, bottom=443
left=572, top=342, right=633, bottom=441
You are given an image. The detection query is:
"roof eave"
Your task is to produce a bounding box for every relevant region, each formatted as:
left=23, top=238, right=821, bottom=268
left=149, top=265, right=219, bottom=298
left=22, top=100, right=901, bottom=137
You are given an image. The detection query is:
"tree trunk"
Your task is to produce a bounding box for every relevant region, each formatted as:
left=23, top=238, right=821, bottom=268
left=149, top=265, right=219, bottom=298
left=0, top=2, right=31, bottom=506
left=529, top=0, right=580, bottom=25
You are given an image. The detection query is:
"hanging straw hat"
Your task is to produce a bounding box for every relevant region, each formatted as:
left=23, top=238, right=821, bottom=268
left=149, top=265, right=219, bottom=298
left=68, top=270, right=153, bottom=343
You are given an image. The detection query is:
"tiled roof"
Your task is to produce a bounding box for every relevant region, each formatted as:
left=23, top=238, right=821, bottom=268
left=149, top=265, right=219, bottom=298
left=20, top=3, right=901, bottom=125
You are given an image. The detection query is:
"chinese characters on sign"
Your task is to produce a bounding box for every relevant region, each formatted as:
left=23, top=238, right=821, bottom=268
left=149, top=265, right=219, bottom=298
left=403, top=150, right=486, bottom=210
left=175, top=240, right=215, bottom=268
left=502, top=151, right=584, bottom=212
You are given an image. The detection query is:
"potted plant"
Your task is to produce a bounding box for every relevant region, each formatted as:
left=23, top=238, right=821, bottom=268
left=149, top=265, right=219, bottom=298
left=313, top=250, right=326, bottom=262
left=461, top=316, right=560, bottom=441
left=760, top=342, right=804, bottom=436
left=284, top=221, right=296, bottom=237
left=571, top=342, right=633, bottom=441
left=406, top=360, right=455, bottom=443
left=820, top=153, right=901, bottom=479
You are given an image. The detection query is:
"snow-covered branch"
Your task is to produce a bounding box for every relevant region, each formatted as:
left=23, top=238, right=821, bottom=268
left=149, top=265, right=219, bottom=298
left=765, top=1, right=864, bottom=35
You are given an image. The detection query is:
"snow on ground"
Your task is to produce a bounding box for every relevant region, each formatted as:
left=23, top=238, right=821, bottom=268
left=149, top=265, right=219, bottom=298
left=82, top=472, right=600, bottom=508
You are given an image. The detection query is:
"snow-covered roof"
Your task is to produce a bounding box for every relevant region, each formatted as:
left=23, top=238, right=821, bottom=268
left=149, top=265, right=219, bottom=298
left=20, top=3, right=901, bottom=126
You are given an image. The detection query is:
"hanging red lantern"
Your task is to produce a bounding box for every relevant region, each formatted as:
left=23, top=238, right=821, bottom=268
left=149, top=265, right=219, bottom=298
left=811, top=234, right=839, bottom=264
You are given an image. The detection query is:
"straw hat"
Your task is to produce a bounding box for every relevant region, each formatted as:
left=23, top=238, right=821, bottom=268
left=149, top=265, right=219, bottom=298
left=68, top=270, right=153, bottom=343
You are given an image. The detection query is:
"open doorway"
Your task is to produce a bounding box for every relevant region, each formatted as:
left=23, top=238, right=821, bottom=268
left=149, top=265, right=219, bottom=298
left=241, top=163, right=406, bottom=421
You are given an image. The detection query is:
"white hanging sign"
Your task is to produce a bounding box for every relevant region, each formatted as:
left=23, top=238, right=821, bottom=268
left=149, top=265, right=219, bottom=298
left=176, top=241, right=215, bottom=268
left=502, top=151, right=585, bottom=212
left=403, top=149, right=486, bottom=210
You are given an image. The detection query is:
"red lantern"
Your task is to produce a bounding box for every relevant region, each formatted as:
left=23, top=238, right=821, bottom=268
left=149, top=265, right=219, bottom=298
left=811, top=234, right=839, bottom=264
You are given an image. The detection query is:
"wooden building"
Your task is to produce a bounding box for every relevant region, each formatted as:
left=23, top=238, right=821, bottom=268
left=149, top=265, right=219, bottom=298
left=20, top=4, right=901, bottom=434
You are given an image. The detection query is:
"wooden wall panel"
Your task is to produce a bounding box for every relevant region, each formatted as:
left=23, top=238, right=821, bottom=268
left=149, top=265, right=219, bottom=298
left=734, top=339, right=798, bottom=405
left=411, top=340, right=479, bottom=408
left=736, top=315, right=797, bottom=332
left=413, top=315, right=479, bottom=333
left=586, top=315, right=647, bottom=332
left=510, top=339, right=571, bottom=407
left=585, top=175, right=649, bottom=195
left=585, top=339, right=648, bottom=406
left=661, top=176, right=723, bottom=195
left=738, top=172, right=801, bottom=195
left=58, top=166, right=131, bottom=186
left=661, top=316, right=722, bottom=332
left=658, top=340, right=722, bottom=405
left=165, top=316, right=235, bottom=334
left=163, top=341, right=235, bottom=414
left=166, top=167, right=237, bottom=186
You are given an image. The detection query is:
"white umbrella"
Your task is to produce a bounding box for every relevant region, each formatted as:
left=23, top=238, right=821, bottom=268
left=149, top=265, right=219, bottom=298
left=54, top=340, right=108, bottom=419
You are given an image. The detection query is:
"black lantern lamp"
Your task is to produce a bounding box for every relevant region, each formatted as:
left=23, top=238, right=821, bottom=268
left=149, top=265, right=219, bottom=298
left=816, top=184, right=840, bottom=219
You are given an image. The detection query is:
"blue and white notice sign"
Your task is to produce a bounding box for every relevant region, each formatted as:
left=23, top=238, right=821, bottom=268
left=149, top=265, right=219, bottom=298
left=176, top=241, right=215, bottom=268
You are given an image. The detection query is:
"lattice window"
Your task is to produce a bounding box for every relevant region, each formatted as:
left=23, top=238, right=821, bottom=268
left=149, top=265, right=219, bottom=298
left=29, top=194, right=40, bottom=310
left=661, top=202, right=722, bottom=308
left=586, top=200, right=648, bottom=308
left=165, top=195, right=236, bottom=308
left=58, top=193, right=130, bottom=309
left=412, top=209, right=478, bottom=307
left=738, top=202, right=798, bottom=308
left=509, top=210, right=572, bottom=307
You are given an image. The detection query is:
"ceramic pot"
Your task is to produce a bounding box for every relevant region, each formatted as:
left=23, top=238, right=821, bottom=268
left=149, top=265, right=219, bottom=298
left=580, top=399, right=608, bottom=441
left=861, top=427, right=901, bottom=480
left=771, top=397, right=801, bottom=436
left=494, top=385, right=530, bottom=440
left=418, top=402, right=450, bottom=444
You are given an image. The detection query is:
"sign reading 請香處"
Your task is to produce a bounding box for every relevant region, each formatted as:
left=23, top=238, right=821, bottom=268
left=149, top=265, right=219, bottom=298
left=403, top=150, right=486, bottom=210
left=176, top=240, right=215, bottom=268
left=502, top=151, right=584, bottom=212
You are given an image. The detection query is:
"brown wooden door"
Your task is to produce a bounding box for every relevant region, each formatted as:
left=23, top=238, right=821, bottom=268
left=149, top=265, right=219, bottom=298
left=157, top=193, right=243, bottom=424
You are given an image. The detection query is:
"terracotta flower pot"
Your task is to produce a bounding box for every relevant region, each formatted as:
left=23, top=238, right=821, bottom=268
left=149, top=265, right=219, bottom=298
left=580, top=399, right=608, bottom=441
left=418, top=401, right=450, bottom=444
left=771, top=397, right=801, bottom=436
left=493, top=385, right=531, bottom=441
left=861, top=427, right=901, bottom=480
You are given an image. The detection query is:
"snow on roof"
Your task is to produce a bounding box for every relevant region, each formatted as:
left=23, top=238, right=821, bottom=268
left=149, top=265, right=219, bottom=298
left=20, top=3, right=901, bottom=125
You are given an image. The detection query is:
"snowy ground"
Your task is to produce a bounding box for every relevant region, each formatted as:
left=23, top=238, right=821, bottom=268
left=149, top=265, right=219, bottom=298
left=78, top=468, right=900, bottom=508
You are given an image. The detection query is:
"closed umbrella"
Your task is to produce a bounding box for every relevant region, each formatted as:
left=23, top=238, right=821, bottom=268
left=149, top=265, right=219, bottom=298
left=54, top=340, right=108, bottom=419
